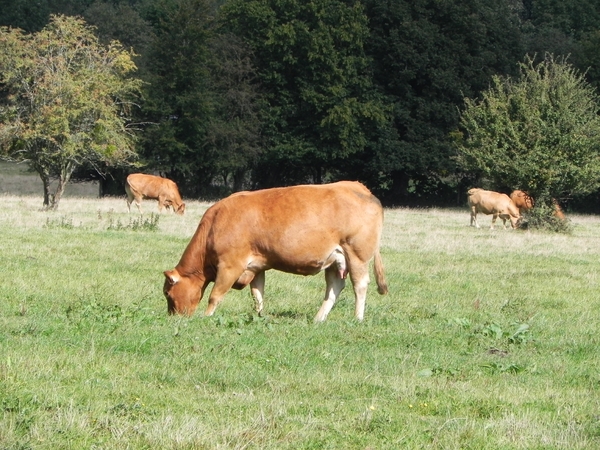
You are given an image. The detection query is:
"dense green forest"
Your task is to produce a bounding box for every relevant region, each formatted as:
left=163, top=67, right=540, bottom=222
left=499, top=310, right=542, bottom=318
left=2, top=0, right=600, bottom=208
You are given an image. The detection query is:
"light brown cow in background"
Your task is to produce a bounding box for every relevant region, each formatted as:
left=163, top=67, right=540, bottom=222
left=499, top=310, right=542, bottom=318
left=125, top=173, right=185, bottom=215
left=510, top=189, right=566, bottom=220
left=468, top=188, right=521, bottom=229
left=163, top=181, right=388, bottom=322
left=553, top=200, right=566, bottom=220
left=510, top=190, right=534, bottom=214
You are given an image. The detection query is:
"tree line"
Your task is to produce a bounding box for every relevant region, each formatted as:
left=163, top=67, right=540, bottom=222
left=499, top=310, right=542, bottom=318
left=2, top=0, right=600, bottom=209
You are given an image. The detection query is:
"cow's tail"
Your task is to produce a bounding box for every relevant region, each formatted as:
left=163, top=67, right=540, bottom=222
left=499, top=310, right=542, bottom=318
left=374, top=247, right=388, bottom=295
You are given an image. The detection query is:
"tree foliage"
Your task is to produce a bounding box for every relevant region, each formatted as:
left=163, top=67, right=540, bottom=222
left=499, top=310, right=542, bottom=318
left=221, top=0, right=388, bottom=186
left=204, top=33, right=263, bottom=191
left=138, top=0, right=214, bottom=195
left=455, top=54, right=600, bottom=205
left=363, top=0, right=524, bottom=203
left=0, top=14, right=142, bottom=209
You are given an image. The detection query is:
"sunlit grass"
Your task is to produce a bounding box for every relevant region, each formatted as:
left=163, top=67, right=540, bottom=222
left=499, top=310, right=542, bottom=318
left=1, top=195, right=599, bottom=449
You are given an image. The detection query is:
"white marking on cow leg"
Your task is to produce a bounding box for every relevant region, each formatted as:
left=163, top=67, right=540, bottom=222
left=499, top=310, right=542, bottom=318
left=250, top=271, right=265, bottom=316
left=470, top=210, right=480, bottom=228
left=347, top=263, right=370, bottom=321
left=353, top=275, right=369, bottom=321
left=314, top=267, right=345, bottom=322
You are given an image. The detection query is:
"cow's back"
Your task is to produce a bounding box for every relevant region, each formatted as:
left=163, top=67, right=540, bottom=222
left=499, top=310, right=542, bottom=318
left=204, top=181, right=383, bottom=274
left=469, top=189, right=515, bottom=215
left=126, top=174, right=162, bottom=197
left=127, top=174, right=181, bottom=199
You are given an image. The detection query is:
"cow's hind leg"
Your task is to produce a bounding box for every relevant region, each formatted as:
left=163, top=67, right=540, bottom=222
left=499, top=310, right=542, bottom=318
left=128, top=191, right=143, bottom=214
left=470, top=208, right=479, bottom=228
left=348, top=261, right=370, bottom=321
left=250, top=271, right=266, bottom=316
left=133, top=197, right=143, bottom=214
left=314, top=266, right=346, bottom=322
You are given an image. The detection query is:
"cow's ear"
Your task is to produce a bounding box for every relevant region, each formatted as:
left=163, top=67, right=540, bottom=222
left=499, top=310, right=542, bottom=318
left=164, top=269, right=180, bottom=285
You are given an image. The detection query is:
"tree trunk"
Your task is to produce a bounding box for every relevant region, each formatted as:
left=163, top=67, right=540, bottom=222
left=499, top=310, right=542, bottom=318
left=51, top=178, right=67, bottom=210
left=50, top=162, right=75, bottom=210
left=232, top=169, right=246, bottom=192
left=41, top=174, right=54, bottom=210
left=315, top=166, right=323, bottom=184
left=33, top=164, right=54, bottom=210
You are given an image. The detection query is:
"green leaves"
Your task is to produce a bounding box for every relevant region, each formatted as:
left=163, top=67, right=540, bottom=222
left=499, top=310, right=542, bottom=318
left=222, top=0, right=387, bottom=184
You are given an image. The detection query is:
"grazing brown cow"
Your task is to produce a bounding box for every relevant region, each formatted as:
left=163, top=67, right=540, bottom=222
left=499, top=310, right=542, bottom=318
left=510, top=190, right=566, bottom=220
left=510, top=190, right=534, bottom=214
left=125, top=173, right=185, bottom=215
left=468, top=188, right=521, bottom=229
left=163, top=181, right=388, bottom=322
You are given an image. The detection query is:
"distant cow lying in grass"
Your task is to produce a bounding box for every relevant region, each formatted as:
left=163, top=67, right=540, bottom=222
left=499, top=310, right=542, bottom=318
left=468, top=188, right=521, bottom=229
left=125, top=173, right=185, bottom=215
left=163, top=181, right=388, bottom=322
left=510, top=190, right=566, bottom=220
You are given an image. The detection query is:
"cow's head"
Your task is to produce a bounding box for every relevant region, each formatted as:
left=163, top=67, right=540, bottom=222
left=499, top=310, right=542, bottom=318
left=163, top=269, right=201, bottom=315
left=176, top=203, right=186, bottom=215
left=510, top=214, right=523, bottom=229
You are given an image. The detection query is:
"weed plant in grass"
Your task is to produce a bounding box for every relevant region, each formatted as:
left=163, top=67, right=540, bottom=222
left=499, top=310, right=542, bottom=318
left=1, top=195, right=599, bottom=449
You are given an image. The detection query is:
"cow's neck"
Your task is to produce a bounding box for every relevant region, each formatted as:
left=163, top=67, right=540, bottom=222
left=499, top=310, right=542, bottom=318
left=176, top=219, right=211, bottom=280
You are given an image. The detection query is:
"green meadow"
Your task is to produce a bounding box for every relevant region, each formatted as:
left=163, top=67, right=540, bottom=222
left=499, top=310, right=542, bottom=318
left=1, top=192, right=599, bottom=449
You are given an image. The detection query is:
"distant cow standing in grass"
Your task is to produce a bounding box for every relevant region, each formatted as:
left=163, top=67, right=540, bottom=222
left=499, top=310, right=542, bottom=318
left=510, top=190, right=535, bottom=214
left=510, top=189, right=566, bottom=220
left=163, top=181, right=388, bottom=322
left=468, top=188, right=521, bottom=229
left=125, top=173, right=185, bottom=215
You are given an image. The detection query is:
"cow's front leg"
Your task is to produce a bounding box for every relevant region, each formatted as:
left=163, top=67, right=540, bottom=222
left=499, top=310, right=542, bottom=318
left=314, top=266, right=346, bottom=322
left=204, top=269, right=240, bottom=316
left=490, top=214, right=498, bottom=230
left=157, top=196, right=166, bottom=213
left=250, top=271, right=266, bottom=316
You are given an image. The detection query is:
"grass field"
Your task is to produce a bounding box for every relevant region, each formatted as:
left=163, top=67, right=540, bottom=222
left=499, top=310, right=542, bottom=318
left=1, top=191, right=599, bottom=449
